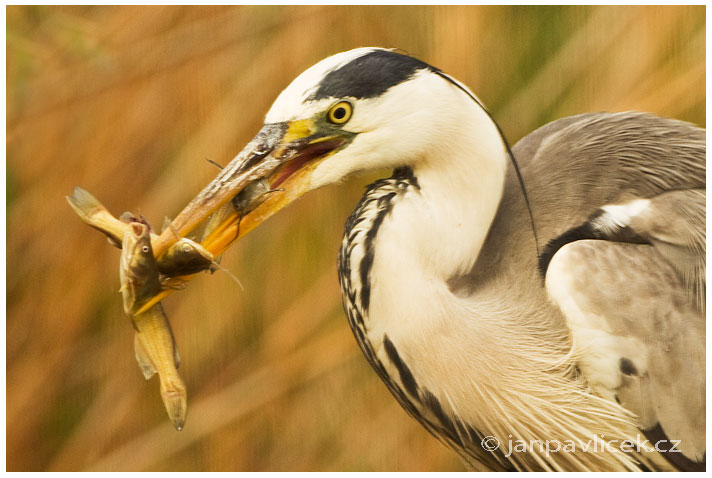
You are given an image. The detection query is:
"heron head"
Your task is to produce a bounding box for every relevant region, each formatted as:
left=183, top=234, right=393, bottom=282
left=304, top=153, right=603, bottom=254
left=159, top=48, right=484, bottom=257
left=259, top=48, right=470, bottom=189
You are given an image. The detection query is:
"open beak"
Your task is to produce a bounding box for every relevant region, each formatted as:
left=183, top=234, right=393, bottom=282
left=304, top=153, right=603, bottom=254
left=137, top=119, right=351, bottom=313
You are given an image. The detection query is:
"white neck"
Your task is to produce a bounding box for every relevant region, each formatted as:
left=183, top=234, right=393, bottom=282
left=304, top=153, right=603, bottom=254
left=379, top=103, right=508, bottom=282
left=365, top=100, right=508, bottom=352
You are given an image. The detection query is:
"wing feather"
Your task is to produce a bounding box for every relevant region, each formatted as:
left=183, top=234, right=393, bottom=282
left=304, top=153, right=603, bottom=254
left=591, top=189, right=705, bottom=310
left=545, top=240, right=705, bottom=467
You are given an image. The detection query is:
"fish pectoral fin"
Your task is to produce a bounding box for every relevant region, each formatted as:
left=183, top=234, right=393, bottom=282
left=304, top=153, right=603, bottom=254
left=134, top=334, right=158, bottom=380
left=160, top=277, right=189, bottom=290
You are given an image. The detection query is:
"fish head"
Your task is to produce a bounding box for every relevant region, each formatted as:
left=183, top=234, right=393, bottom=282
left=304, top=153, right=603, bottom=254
left=120, top=221, right=161, bottom=314
left=157, top=238, right=214, bottom=276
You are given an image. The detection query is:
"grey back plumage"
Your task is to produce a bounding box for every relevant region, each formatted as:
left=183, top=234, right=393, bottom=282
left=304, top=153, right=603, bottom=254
left=439, top=111, right=705, bottom=470
left=513, top=112, right=705, bottom=469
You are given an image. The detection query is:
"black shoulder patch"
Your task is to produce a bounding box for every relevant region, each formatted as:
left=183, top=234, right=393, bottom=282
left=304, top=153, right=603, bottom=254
left=538, top=209, right=651, bottom=278
left=309, top=49, right=436, bottom=101
left=538, top=222, right=600, bottom=277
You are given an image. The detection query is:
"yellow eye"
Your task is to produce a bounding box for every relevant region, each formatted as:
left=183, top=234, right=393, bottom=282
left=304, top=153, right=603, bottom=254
left=327, top=101, right=353, bottom=124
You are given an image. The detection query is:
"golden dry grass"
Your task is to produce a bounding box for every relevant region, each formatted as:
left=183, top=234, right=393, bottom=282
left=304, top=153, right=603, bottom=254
left=6, top=5, right=705, bottom=471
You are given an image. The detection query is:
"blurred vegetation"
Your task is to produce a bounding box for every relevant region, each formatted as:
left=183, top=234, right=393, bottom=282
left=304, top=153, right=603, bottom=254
left=6, top=5, right=705, bottom=471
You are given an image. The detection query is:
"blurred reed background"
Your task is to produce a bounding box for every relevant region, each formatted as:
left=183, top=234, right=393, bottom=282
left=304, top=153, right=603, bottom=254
left=6, top=5, right=705, bottom=471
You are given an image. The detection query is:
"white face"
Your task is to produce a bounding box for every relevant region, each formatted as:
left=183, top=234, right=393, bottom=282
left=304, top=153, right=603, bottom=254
left=264, top=48, right=485, bottom=191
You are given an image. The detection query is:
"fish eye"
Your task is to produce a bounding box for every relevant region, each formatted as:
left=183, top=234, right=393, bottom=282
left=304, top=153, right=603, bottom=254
left=142, top=246, right=150, bottom=253
left=327, top=101, right=352, bottom=124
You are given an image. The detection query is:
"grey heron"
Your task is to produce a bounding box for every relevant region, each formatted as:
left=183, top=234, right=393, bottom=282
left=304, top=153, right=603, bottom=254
left=162, top=48, right=705, bottom=471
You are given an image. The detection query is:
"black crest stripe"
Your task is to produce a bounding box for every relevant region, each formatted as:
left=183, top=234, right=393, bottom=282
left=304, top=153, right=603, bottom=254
left=309, top=49, right=436, bottom=101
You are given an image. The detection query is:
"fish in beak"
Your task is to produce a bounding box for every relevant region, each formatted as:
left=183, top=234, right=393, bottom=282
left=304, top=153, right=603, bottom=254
left=151, top=118, right=354, bottom=262
left=130, top=117, right=354, bottom=315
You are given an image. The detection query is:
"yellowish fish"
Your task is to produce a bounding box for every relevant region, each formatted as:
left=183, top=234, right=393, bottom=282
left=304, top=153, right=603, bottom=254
left=120, top=220, right=187, bottom=430
left=133, top=303, right=187, bottom=431
left=231, top=178, right=272, bottom=217
left=156, top=237, right=214, bottom=277
left=120, top=221, right=162, bottom=315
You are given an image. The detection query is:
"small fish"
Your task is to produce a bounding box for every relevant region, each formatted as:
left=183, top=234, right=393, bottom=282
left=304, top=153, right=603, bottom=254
left=133, top=303, right=187, bottom=431
left=157, top=237, right=214, bottom=276
left=231, top=178, right=280, bottom=217
left=120, top=220, right=187, bottom=430
left=158, top=218, right=215, bottom=277
left=120, top=221, right=162, bottom=315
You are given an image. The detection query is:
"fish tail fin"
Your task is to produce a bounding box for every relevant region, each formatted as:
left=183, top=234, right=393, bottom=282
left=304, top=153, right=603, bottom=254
left=66, top=186, right=104, bottom=219
left=160, top=377, right=187, bottom=431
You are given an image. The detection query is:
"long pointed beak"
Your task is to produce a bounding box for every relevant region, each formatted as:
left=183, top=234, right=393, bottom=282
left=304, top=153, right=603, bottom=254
left=136, top=119, right=350, bottom=313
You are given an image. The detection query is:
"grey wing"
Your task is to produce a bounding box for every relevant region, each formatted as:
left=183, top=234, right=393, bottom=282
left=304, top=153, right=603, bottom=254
left=545, top=239, right=705, bottom=470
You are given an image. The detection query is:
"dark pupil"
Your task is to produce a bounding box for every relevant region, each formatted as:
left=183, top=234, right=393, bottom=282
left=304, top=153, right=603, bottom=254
left=333, top=107, right=346, bottom=120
